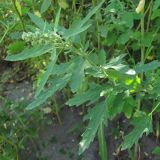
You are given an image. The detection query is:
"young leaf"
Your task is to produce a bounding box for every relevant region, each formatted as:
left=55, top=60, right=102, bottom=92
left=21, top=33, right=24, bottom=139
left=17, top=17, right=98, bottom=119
left=5, top=44, right=53, bottom=61
left=26, top=74, right=71, bottom=110
left=35, top=49, right=57, bottom=97
left=40, top=0, right=51, bottom=14
left=121, top=115, right=152, bottom=150
left=79, top=101, right=107, bottom=155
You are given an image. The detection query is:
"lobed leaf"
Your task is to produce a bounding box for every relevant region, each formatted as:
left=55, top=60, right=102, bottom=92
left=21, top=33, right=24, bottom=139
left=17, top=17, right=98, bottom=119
left=67, top=84, right=105, bottom=106
left=26, top=74, right=71, bottom=110
left=79, top=101, right=107, bottom=155
left=135, top=61, right=160, bottom=73
left=121, top=115, right=152, bottom=150
left=52, top=61, right=74, bottom=75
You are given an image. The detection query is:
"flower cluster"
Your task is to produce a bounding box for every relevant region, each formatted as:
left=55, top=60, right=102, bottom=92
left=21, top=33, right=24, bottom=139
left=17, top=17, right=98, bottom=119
left=22, top=29, right=70, bottom=49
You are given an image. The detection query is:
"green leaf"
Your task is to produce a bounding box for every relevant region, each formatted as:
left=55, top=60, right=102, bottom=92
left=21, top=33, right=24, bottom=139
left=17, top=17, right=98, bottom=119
left=151, top=9, right=160, bottom=20
left=54, top=7, right=61, bottom=33
left=153, top=0, right=160, bottom=10
left=69, top=57, right=85, bottom=92
left=81, top=0, right=105, bottom=27
left=28, top=13, right=51, bottom=31
left=108, top=93, right=125, bottom=120
left=35, top=49, right=57, bottom=97
left=64, top=0, right=105, bottom=39
left=135, top=61, right=160, bottom=73
left=118, top=31, right=132, bottom=45
left=26, top=74, right=71, bottom=110
left=122, top=96, right=136, bottom=119
left=98, top=49, right=107, bottom=65
left=5, top=44, right=53, bottom=61
left=58, top=0, right=69, bottom=9
left=106, top=32, right=117, bottom=46
left=152, top=146, right=160, bottom=155
left=79, top=101, right=107, bottom=155
left=7, top=41, right=25, bottom=54
left=121, top=11, right=134, bottom=28
left=105, top=54, right=126, bottom=67
left=67, top=83, right=105, bottom=106
left=121, top=115, right=152, bottom=150
left=52, top=61, right=74, bottom=75
left=64, top=23, right=91, bottom=39
left=40, top=0, right=51, bottom=14
left=142, top=32, right=154, bottom=47
left=102, top=55, right=135, bottom=76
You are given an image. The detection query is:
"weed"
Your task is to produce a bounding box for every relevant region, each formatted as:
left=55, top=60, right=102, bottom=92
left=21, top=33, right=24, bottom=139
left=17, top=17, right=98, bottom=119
left=2, top=0, right=160, bottom=159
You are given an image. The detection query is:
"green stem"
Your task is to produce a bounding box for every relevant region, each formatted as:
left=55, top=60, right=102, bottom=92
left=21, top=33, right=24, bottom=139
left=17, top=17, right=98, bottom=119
left=0, top=27, right=9, bottom=44
left=140, top=9, right=145, bottom=80
left=128, top=149, right=135, bottom=160
left=156, top=114, right=160, bottom=140
left=32, top=0, right=36, bottom=11
left=98, top=122, right=108, bottom=160
left=53, top=97, right=62, bottom=125
left=149, top=102, right=160, bottom=116
left=146, top=0, right=153, bottom=32
left=123, top=0, right=152, bottom=54
left=72, top=0, right=77, bottom=13
left=78, top=0, right=84, bottom=13
left=134, top=143, right=139, bottom=160
left=135, top=7, right=145, bottom=160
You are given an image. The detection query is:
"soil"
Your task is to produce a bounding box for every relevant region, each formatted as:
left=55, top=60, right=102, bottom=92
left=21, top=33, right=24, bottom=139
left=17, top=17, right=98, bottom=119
left=1, top=61, right=160, bottom=160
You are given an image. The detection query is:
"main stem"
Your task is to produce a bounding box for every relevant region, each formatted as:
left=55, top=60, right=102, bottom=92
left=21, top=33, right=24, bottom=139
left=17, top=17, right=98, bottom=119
left=135, top=9, right=145, bottom=160
left=98, top=122, right=108, bottom=160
